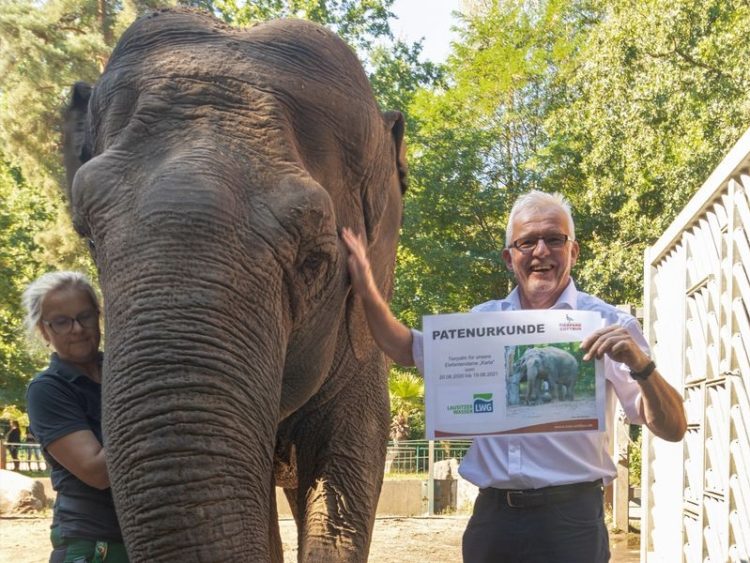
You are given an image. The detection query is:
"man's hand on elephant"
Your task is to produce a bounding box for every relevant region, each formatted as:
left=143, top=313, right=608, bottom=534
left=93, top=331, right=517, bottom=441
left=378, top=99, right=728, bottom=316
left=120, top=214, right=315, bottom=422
left=341, top=227, right=379, bottom=301
left=581, top=324, right=651, bottom=372
left=341, top=227, right=415, bottom=367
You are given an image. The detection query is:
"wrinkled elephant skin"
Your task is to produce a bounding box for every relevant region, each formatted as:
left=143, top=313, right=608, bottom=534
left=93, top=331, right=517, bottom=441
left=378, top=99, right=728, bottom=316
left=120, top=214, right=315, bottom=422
left=62, top=9, right=406, bottom=562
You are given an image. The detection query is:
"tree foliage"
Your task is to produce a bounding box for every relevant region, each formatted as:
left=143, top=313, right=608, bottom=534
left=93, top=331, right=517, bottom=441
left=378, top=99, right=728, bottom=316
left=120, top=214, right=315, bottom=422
left=546, top=0, right=750, bottom=303
left=0, top=160, right=52, bottom=408
left=0, top=0, right=172, bottom=410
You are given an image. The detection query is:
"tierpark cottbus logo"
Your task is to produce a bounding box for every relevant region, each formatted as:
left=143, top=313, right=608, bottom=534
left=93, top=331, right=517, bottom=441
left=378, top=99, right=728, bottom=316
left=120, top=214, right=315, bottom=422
left=559, top=313, right=582, bottom=332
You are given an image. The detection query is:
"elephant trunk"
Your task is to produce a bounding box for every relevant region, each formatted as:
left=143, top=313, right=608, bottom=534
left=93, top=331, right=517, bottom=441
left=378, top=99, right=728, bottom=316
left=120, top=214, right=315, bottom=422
left=99, top=234, right=286, bottom=560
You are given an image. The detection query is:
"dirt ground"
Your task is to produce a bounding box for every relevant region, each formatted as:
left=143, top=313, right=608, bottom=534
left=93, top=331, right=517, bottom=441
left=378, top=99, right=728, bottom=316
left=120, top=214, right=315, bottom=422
left=0, top=515, right=467, bottom=562
left=0, top=514, right=639, bottom=562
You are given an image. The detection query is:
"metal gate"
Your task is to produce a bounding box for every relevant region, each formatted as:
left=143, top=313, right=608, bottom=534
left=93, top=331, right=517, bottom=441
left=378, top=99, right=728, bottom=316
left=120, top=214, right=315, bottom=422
left=643, top=128, right=750, bottom=562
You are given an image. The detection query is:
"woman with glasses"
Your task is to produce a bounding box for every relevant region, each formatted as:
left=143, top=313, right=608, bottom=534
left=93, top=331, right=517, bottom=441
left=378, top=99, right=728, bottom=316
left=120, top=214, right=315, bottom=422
left=23, top=271, right=128, bottom=562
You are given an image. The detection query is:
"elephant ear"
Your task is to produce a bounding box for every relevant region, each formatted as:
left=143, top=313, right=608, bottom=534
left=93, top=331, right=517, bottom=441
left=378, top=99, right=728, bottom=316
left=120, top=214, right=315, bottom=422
left=383, top=110, right=408, bottom=195
left=360, top=111, right=407, bottom=240
left=62, top=82, right=93, bottom=200
left=347, top=110, right=407, bottom=363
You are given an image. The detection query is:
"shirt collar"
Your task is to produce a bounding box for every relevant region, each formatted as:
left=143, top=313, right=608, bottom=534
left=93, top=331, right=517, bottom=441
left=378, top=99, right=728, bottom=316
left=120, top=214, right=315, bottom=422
left=505, top=278, right=578, bottom=310
left=48, top=352, right=103, bottom=383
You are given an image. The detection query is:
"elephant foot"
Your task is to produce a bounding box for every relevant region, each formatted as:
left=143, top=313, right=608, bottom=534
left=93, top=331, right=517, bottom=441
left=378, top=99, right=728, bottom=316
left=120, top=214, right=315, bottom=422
left=274, top=441, right=298, bottom=489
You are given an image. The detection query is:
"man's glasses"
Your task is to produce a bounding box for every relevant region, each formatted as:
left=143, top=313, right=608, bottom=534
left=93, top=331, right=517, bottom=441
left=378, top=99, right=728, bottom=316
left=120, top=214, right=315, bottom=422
left=42, top=310, right=99, bottom=335
left=510, top=234, right=571, bottom=255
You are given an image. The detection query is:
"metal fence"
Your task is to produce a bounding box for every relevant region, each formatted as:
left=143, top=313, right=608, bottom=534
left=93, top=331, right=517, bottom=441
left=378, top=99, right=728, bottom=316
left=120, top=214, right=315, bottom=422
left=1, top=442, right=47, bottom=472
left=384, top=439, right=472, bottom=474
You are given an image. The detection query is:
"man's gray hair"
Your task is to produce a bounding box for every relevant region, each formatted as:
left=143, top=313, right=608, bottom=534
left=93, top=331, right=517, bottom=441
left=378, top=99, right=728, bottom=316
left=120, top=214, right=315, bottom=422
left=505, top=190, right=576, bottom=248
left=22, top=271, right=100, bottom=341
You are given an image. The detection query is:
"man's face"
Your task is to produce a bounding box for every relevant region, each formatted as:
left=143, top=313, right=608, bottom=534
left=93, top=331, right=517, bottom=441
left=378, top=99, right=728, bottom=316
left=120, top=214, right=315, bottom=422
left=502, top=207, right=579, bottom=309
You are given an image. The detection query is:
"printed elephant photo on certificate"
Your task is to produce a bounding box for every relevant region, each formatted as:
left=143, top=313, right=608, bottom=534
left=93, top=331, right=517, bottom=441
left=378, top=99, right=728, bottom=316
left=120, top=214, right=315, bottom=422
left=504, top=342, right=595, bottom=407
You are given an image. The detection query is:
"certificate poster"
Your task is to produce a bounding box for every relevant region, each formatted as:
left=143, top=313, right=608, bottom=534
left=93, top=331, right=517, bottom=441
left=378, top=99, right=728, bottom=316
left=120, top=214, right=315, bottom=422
left=423, top=310, right=606, bottom=439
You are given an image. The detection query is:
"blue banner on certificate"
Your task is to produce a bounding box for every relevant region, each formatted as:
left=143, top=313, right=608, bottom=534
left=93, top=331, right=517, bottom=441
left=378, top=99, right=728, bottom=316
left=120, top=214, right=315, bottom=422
left=423, top=310, right=606, bottom=438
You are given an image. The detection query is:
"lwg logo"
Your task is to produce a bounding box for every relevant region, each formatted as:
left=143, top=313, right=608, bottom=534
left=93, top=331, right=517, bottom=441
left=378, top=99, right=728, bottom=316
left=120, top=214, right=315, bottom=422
left=473, top=393, right=494, bottom=413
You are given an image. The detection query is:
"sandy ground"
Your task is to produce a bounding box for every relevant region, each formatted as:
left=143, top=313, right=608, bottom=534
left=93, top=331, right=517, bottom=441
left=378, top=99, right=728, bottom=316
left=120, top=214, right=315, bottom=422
left=0, top=515, right=467, bottom=562
left=0, top=514, right=639, bottom=562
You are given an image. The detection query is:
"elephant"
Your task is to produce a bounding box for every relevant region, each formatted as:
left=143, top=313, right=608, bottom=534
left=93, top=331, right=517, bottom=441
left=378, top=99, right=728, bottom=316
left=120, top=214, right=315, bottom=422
left=509, top=350, right=544, bottom=405
left=61, top=9, right=407, bottom=562
left=512, top=347, right=579, bottom=404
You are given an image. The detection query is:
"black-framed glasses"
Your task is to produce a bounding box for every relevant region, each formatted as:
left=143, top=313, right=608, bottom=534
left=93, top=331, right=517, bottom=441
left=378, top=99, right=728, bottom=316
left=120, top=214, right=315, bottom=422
left=510, top=234, right=571, bottom=254
left=42, top=310, right=99, bottom=335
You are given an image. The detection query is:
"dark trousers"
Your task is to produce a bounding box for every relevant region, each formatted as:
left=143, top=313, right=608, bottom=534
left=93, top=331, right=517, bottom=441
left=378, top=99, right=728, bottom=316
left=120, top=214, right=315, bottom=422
left=50, top=525, right=129, bottom=563
left=462, top=485, right=610, bottom=563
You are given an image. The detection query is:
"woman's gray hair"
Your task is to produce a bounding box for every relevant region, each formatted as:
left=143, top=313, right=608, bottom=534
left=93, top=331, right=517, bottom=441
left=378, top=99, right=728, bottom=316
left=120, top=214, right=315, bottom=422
left=505, top=190, right=576, bottom=247
left=22, top=271, right=100, bottom=342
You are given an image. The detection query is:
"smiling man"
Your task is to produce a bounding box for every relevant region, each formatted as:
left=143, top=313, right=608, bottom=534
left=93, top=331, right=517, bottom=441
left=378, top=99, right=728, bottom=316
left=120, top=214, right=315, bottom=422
left=342, top=189, right=686, bottom=563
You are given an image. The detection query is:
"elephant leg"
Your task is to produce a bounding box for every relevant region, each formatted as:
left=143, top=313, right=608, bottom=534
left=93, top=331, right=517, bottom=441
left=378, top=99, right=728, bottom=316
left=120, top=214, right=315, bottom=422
left=292, top=362, right=389, bottom=561
left=524, top=376, right=533, bottom=404
left=283, top=487, right=301, bottom=525
left=528, top=375, right=539, bottom=404
left=269, top=483, right=284, bottom=563
left=534, top=376, right=546, bottom=405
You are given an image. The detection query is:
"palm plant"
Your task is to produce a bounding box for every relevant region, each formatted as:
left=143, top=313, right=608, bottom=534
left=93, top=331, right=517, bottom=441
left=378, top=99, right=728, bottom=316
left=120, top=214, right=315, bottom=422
left=388, top=368, right=425, bottom=442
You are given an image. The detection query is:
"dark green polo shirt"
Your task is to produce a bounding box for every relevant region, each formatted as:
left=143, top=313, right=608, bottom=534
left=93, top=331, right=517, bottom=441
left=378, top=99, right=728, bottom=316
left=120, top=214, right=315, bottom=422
left=27, top=353, right=122, bottom=541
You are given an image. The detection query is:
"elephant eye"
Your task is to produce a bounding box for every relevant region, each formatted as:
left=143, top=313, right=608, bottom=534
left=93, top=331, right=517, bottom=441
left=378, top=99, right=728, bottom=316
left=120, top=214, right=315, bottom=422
left=300, top=252, right=328, bottom=286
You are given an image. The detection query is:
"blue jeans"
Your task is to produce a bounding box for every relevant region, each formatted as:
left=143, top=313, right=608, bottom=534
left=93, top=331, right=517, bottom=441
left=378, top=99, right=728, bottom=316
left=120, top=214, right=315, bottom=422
left=462, top=485, right=610, bottom=562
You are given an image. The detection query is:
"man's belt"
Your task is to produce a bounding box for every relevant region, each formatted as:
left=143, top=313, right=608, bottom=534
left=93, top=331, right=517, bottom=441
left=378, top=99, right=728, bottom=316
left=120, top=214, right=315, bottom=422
left=483, top=479, right=603, bottom=509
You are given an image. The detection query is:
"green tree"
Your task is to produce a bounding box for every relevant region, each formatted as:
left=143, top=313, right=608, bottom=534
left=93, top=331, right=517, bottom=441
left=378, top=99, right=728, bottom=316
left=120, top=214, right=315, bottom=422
left=0, top=0, right=174, bottom=275
left=0, top=159, right=53, bottom=408
left=367, top=38, right=444, bottom=122
left=546, top=0, right=750, bottom=303
left=0, top=0, right=168, bottom=191
left=207, top=0, right=395, bottom=51
left=0, top=0, right=170, bottom=412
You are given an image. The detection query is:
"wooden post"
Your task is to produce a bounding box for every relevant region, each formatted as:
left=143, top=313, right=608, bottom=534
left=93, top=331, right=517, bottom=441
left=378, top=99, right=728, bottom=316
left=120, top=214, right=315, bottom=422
left=613, top=418, right=630, bottom=531
left=427, top=440, right=435, bottom=515
left=610, top=304, right=638, bottom=531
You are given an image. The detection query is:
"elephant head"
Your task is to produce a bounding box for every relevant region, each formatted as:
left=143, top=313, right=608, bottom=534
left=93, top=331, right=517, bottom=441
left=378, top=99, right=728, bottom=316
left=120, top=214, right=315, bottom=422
left=63, top=9, right=406, bottom=562
left=516, top=348, right=547, bottom=405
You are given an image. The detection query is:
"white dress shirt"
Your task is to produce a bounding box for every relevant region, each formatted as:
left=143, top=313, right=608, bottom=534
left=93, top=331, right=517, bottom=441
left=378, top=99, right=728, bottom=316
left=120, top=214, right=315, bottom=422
left=411, top=280, right=646, bottom=489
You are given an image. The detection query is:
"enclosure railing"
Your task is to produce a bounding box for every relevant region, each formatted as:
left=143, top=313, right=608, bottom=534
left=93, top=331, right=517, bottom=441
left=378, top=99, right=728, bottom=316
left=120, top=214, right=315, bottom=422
left=384, top=439, right=472, bottom=474
left=0, top=441, right=47, bottom=472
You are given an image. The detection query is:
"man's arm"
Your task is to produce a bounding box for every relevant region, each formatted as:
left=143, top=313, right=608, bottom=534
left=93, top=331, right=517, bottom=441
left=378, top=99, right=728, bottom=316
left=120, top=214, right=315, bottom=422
left=341, top=228, right=415, bottom=367
left=581, top=325, right=687, bottom=442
